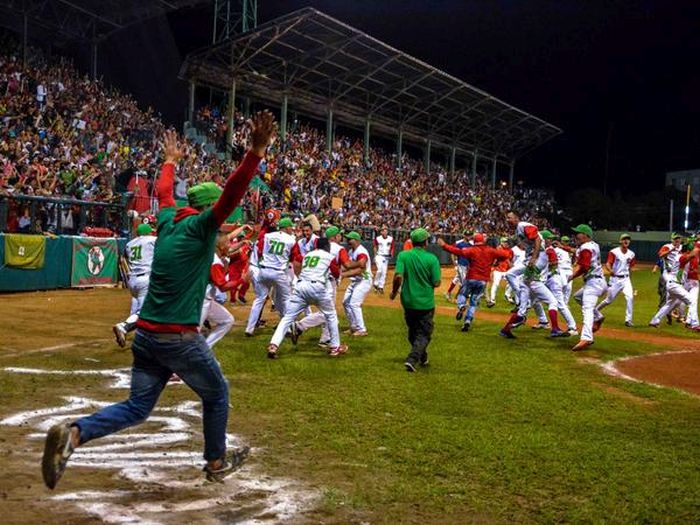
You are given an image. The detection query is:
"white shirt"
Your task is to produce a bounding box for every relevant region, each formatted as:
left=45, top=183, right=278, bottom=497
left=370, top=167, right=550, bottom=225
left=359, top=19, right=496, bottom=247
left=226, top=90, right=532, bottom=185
left=554, top=247, right=573, bottom=274
left=515, top=221, right=542, bottom=257
left=576, top=241, right=604, bottom=280
left=660, top=243, right=681, bottom=278
left=299, top=249, right=336, bottom=285
left=296, top=234, right=319, bottom=258
left=511, top=245, right=526, bottom=267
left=608, top=247, right=636, bottom=277
left=126, top=235, right=156, bottom=275
left=349, top=244, right=372, bottom=282
left=374, top=235, right=394, bottom=257
left=260, top=231, right=296, bottom=270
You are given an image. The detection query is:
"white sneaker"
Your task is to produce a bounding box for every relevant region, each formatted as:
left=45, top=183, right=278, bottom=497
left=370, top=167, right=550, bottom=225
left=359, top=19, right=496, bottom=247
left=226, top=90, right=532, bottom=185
left=567, top=328, right=579, bottom=336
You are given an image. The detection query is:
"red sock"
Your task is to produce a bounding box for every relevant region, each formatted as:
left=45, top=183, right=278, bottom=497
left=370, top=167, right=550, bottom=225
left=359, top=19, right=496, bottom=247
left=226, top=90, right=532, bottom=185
left=548, top=310, right=560, bottom=331
left=239, top=281, right=250, bottom=299
left=448, top=282, right=456, bottom=294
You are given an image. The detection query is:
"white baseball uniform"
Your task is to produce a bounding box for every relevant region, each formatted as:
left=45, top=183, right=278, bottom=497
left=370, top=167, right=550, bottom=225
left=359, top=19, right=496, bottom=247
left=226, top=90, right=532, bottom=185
left=554, top=246, right=574, bottom=302
left=343, top=244, right=372, bottom=333
left=505, top=244, right=527, bottom=304
left=245, top=230, right=296, bottom=334
left=200, top=253, right=234, bottom=349
left=596, top=246, right=635, bottom=323
left=373, top=234, right=394, bottom=290
left=270, top=249, right=342, bottom=349
left=651, top=244, right=693, bottom=326
left=543, top=247, right=577, bottom=331
left=680, top=254, right=700, bottom=328
left=124, top=234, right=156, bottom=324
left=573, top=241, right=608, bottom=342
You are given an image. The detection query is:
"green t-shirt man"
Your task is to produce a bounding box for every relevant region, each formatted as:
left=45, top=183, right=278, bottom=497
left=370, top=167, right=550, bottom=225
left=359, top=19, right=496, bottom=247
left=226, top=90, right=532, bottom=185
left=393, top=230, right=441, bottom=310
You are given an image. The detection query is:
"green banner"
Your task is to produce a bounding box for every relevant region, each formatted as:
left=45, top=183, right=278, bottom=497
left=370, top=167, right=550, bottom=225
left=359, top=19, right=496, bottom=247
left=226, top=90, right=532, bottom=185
left=71, top=238, right=118, bottom=287
left=4, top=233, right=46, bottom=269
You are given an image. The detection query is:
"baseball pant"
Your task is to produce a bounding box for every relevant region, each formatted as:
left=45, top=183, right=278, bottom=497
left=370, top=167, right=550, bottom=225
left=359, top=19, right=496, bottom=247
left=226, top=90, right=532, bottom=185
left=270, top=281, right=341, bottom=349
left=74, top=329, right=229, bottom=462
left=296, top=279, right=338, bottom=342
left=404, top=308, right=434, bottom=366
left=518, top=280, right=557, bottom=317
left=374, top=255, right=390, bottom=290
left=560, top=270, right=573, bottom=303
left=684, top=280, right=699, bottom=327
left=125, top=273, right=150, bottom=325
left=343, top=278, right=371, bottom=333
left=489, top=270, right=506, bottom=303
left=651, top=280, right=693, bottom=325
left=245, top=267, right=292, bottom=334
left=546, top=274, right=577, bottom=330
left=506, top=264, right=526, bottom=305
left=574, top=277, right=608, bottom=341
left=596, top=276, right=634, bottom=324
left=200, top=298, right=234, bottom=349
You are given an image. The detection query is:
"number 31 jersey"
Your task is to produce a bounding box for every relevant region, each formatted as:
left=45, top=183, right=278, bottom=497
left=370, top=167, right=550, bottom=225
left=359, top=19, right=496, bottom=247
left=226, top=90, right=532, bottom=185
left=126, top=235, right=157, bottom=275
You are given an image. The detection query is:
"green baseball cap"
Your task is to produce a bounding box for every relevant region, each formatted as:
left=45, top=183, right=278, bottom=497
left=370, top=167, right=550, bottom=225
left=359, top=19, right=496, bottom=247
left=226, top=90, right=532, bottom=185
left=344, top=231, right=362, bottom=241
left=187, top=182, right=222, bottom=208
left=560, top=235, right=570, bottom=243
left=500, top=237, right=509, bottom=243
left=136, top=223, right=153, bottom=236
left=410, top=228, right=430, bottom=243
left=540, top=230, right=555, bottom=240
left=619, top=233, right=631, bottom=241
left=278, top=217, right=294, bottom=228
left=671, top=232, right=683, bottom=240
left=325, top=225, right=340, bottom=238
left=572, top=224, right=593, bottom=238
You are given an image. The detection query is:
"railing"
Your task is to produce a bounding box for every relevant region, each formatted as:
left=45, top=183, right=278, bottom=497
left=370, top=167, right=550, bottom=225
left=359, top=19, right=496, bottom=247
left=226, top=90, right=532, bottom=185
left=0, top=194, right=129, bottom=237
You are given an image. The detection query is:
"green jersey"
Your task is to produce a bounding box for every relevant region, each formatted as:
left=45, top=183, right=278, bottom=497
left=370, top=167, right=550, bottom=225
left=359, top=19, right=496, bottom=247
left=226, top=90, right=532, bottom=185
left=395, top=247, right=441, bottom=310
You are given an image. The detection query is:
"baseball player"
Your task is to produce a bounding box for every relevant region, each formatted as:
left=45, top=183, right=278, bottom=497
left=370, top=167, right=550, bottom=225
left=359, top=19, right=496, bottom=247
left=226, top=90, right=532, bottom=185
left=649, top=234, right=695, bottom=328
left=267, top=237, right=348, bottom=359
left=244, top=217, right=298, bottom=336
left=373, top=225, right=395, bottom=294
left=553, top=235, right=575, bottom=303
left=292, top=225, right=361, bottom=346
left=200, top=234, right=237, bottom=349
left=227, top=231, right=252, bottom=304
left=569, top=224, right=608, bottom=351
left=541, top=231, right=578, bottom=334
left=595, top=233, right=636, bottom=327
left=504, top=241, right=526, bottom=304
left=679, top=243, right=700, bottom=330
left=444, top=231, right=471, bottom=302
left=486, top=237, right=512, bottom=307
left=343, top=231, right=373, bottom=337
left=112, top=223, right=157, bottom=347
left=438, top=233, right=511, bottom=331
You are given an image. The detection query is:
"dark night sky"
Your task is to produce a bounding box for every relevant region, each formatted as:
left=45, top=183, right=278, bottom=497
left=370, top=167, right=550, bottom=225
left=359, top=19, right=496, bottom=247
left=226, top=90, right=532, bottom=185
left=86, top=0, right=700, bottom=197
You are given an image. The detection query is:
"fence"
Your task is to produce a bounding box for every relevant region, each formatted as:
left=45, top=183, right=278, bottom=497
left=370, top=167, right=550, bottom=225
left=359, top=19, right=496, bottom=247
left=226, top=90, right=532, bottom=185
left=0, top=195, right=129, bottom=237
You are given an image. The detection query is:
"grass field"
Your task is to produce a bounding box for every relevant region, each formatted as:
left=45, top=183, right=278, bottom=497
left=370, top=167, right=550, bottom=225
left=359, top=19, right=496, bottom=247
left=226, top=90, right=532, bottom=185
left=0, top=266, right=699, bottom=523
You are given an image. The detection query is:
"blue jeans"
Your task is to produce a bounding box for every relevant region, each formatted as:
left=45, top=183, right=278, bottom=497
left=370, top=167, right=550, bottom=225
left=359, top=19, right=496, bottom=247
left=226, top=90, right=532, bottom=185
left=457, top=279, right=486, bottom=321
left=74, top=329, right=230, bottom=461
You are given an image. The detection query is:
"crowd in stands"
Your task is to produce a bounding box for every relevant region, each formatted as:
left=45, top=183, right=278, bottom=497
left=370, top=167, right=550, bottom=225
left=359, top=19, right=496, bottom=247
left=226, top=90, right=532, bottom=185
left=0, top=37, right=557, bottom=237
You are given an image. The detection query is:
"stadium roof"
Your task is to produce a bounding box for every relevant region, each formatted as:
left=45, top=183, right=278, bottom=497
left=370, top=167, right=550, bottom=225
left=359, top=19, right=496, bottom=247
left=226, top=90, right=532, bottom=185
left=180, top=7, right=562, bottom=161
left=0, top=0, right=209, bottom=44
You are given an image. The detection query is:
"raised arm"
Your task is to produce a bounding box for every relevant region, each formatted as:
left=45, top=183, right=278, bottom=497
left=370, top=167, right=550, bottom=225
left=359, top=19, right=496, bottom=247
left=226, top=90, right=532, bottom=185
left=157, top=129, right=182, bottom=209
left=212, top=111, right=276, bottom=225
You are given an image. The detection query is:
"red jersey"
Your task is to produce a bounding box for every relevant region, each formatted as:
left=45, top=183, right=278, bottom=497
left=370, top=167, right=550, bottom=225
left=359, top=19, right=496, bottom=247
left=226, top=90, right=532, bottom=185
left=443, top=243, right=511, bottom=282
left=680, top=253, right=699, bottom=281
left=229, top=243, right=250, bottom=273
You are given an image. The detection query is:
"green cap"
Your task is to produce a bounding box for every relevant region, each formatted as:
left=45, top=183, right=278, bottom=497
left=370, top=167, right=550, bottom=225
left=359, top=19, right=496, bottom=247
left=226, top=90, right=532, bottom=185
left=278, top=217, right=294, bottom=228
left=620, top=233, right=631, bottom=242
left=572, top=224, right=594, bottom=238
left=136, top=223, right=153, bottom=236
left=345, top=231, right=362, bottom=241
left=560, top=235, right=570, bottom=243
left=500, top=237, right=509, bottom=243
left=540, top=230, right=554, bottom=240
left=187, top=182, right=222, bottom=208
left=672, top=232, right=682, bottom=240
left=325, top=225, right=340, bottom=238
left=410, top=228, right=430, bottom=243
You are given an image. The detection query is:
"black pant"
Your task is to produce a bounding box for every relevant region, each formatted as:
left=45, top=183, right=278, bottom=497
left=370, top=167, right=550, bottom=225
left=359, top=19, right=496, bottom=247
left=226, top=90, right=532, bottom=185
left=404, top=308, right=435, bottom=364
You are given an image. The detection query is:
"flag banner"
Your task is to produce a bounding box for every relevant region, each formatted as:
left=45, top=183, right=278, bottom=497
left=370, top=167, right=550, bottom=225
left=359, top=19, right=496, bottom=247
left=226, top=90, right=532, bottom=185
left=4, top=234, right=46, bottom=269
left=71, top=237, right=118, bottom=287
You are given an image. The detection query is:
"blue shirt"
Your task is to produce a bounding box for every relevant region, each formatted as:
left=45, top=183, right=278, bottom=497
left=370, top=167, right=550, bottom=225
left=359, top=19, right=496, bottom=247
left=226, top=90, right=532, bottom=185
left=455, top=240, right=471, bottom=267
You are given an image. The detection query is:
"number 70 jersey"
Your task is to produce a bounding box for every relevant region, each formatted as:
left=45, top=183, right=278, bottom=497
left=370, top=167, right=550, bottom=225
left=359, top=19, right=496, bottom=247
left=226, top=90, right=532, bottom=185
left=261, top=230, right=296, bottom=270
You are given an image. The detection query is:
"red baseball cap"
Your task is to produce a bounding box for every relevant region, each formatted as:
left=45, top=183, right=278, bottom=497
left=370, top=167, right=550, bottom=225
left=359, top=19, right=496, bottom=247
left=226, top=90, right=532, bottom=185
left=473, top=233, right=485, bottom=243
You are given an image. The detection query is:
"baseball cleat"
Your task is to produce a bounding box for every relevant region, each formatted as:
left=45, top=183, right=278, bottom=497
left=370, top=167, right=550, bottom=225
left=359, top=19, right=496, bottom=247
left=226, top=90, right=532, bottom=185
left=567, top=328, right=579, bottom=336
left=404, top=361, right=417, bottom=372
left=486, top=300, right=495, bottom=308
left=571, top=340, right=594, bottom=352
left=625, top=321, right=634, bottom=327
left=203, top=446, right=250, bottom=483
left=352, top=330, right=368, bottom=337
left=290, top=323, right=301, bottom=345
left=266, top=344, right=278, bottom=359
left=420, top=353, right=430, bottom=366
left=666, top=314, right=673, bottom=325
left=592, top=316, right=605, bottom=333
left=456, top=306, right=466, bottom=320
left=461, top=321, right=471, bottom=332
left=342, top=328, right=355, bottom=335
left=317, top=340, right=331, bottom=348
left=328, top=344, right=348, bottom=357
left=499, top=329, right=516, bottom=339
left=511, top=315, right=527, bottom=329
left=237, top=297, right=247, bottom=305
left=112, top=323, right=127, bottom=348
left=244, top=331, right=254, bottom=337
left=648, top=322, right=660, bottom=328
left=42, top=423, right=74, bottom=490
left=531, top=321, right=549, bottom=330
left=549, top=329, right=571, bottom=338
